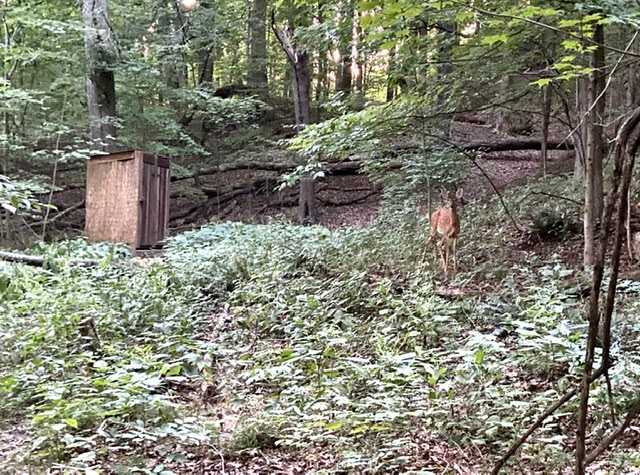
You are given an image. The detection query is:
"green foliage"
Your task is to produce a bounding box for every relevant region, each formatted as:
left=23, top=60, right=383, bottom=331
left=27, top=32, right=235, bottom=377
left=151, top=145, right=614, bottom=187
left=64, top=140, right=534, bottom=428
left=3, top=182, right=640, bottom=471
left=0, top=176, right=49, bottom=216
left=529, top=208, right=580, bottom=240
left=0, top=241, right=216, bottom=470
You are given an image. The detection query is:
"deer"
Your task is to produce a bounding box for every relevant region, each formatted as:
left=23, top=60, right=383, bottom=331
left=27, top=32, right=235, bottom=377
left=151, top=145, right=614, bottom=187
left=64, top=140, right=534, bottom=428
left=425, top=188, right=464, bottom=279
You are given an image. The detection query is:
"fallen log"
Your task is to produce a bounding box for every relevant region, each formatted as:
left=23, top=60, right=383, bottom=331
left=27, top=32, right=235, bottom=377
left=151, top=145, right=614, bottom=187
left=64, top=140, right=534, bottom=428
left=0, top=251, right=99, bottom=268
left=170, top=159, right=384, bottom=183
left=317, top=191, right=378, bottom=206
left=462, top=138, right=573, bottom=152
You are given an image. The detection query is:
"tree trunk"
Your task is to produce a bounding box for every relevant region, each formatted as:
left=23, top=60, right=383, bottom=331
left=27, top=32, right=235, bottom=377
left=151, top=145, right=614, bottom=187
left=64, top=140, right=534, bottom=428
left=283, top=66, right=292, bottom=98
left=386, top=47, right=396, bottom=102
left=337, top=0, right=354, bottom=95
left=315, top=1, right=328, bottom=104
left=627, top=34, right=639, bottom=108
left=574, top=77, right=588, bottom=180
left=495, top=76, right=514, bottom=134
left=353, top=10, right=364, bottom=98
left=298, top=178, right=317, bottom=225
left=316, top=52, right=328, bottom=102
left=293, top=58, right=311, bottom=127
left=198, top=47, right=214, bottom=87
left=582, top=23, right=606, bottom=269
left=247, top=0, right=268, bottom=95
left=272, top=14, right=311, bottom=129
left=81, top=0, right=117, bottom=150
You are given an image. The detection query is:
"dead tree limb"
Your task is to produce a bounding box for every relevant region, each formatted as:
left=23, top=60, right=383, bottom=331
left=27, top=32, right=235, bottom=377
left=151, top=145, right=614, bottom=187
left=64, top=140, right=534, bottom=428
left=32, top=200, right=85, bottom=227
left=317, top=191, right=378, bottom=206
left=585, top=399, right=640, bottom=465
left=529, top=191, right=582, bottom=206
left=491, top=366, right=606, bottom=474
left=0, top=251, right=98, bottom=268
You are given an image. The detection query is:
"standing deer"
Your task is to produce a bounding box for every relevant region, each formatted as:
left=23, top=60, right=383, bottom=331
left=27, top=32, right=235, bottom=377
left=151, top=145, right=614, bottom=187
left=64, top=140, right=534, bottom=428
left=426, top=189, right=463, bottom=279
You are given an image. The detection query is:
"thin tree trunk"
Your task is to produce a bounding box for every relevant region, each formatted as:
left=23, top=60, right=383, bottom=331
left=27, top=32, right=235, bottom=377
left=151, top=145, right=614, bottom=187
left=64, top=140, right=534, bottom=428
left=81, top=0, right=117, bottom=150
left=247, top=0, right=268, bottom=95
left=337, top=0, right=354, bottom=95
left=293, top=58, right=311, bottom=127
left=315, top=0, right=328, bottom=104
left=198, top=47, right=214, bottom=87
left=272, top=13, right=311, bottom=129
left=574, top=77, right=588, bottom=180
left=577, top=21, right=607, bottom=473
left=354, top=10, right=364, bottom=97
left=582, top=23, right=606, bottom=269
left=316, top=52, right=327, bottom=102
left=298, top=178, right=317, bottom=224
left=386, top=47, right=396, bottom=102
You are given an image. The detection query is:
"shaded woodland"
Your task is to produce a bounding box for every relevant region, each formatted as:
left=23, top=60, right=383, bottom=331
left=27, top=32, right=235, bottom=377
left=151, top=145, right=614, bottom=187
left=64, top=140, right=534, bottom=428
left=1, top=0, right=640, bottom=473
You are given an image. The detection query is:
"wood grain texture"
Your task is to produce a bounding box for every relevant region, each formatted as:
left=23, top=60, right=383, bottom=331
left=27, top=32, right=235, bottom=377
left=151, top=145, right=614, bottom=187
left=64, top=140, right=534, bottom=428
left=85, top=151, right=170, bottom=248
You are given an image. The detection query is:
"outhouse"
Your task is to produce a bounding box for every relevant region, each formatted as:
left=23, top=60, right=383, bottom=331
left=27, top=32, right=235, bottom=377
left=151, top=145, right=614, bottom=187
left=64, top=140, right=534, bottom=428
left=85, top=150, right=170, bottom=249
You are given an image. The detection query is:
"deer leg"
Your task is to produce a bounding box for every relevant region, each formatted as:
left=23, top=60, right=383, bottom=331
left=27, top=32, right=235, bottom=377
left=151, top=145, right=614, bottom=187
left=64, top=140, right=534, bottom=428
left=441, top=239, right=449, bottom=279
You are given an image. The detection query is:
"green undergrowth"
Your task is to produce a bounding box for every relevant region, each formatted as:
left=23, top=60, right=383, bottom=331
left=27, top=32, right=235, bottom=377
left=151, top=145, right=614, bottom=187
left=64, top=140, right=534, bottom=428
left=1, top=174, right=640, bottom=473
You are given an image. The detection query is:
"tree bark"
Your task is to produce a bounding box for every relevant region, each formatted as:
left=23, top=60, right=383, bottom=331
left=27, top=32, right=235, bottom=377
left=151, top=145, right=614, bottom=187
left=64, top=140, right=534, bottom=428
left=386, top=46, right=396, bottom=102
left=353, top=10, right=365, bottom=99
left=247, top=0, right=268, bottom=95
left=293, top=58, right=311, bottom=126
left=198, top=47, right=214, bottom=87
left=336, top=0, right=354, bottom=95
left=582, top=23, right=606, bottom=268
left=272, top=12, right=311, bottom=128
left=298, top=178, right=317, bottom=224
left=81, top=0, right=117, bottom=150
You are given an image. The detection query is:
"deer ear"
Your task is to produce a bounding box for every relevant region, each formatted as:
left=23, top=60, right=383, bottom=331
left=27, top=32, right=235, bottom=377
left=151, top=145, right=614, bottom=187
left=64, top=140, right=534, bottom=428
left=456, top=188, right=465, bottom=200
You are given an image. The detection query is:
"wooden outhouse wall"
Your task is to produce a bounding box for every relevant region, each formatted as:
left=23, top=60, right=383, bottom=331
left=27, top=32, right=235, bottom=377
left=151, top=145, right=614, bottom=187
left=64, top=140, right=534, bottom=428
left=139, top=154, right=170, bottom=248
left=85, top=151, right=170, bottom=249
left=86, top=151, right=141, bottom=246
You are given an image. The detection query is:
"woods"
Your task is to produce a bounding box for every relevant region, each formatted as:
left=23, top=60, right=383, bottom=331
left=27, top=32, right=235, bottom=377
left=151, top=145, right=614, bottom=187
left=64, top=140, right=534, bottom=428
left=1, top=0, right=640, bottom=473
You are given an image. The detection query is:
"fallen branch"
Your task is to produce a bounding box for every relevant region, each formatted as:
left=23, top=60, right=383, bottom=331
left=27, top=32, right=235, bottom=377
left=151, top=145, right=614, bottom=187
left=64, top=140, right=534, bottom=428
left=0, top=251, right=98, bottom=268
left=585, top=399, right=640, bottom=465
left=317, top=190, right=378, bottom=206
left=171, top=159, right=398, bottom=183
left=530, top=191, right=582, bottom=206
left=491, top=365, right=606, bottom=474
left=461, top=138, right=574, bottom=152
left=32, top=200, right=85, bottom=227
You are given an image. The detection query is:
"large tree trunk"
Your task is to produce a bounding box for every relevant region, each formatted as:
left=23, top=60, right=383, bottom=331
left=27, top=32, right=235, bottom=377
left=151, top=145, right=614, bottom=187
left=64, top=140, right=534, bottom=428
left=293, top=57, right=311, bottom=127
left=247, top=0, right=268, bottom=95
left=298, top=178, right=317, bottom=225
left=272, top=14, right=311, bottom=129
left=198, top=47, right=214, bottom=87
left=582, top=23, right=606, bottom=268
left=81, top=0, right=117, bottom=150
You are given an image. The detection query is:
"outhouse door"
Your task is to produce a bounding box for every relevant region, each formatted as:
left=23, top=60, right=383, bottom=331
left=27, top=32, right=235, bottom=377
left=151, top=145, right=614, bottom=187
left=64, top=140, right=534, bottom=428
left=138, top=154, right=170, bottom=248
